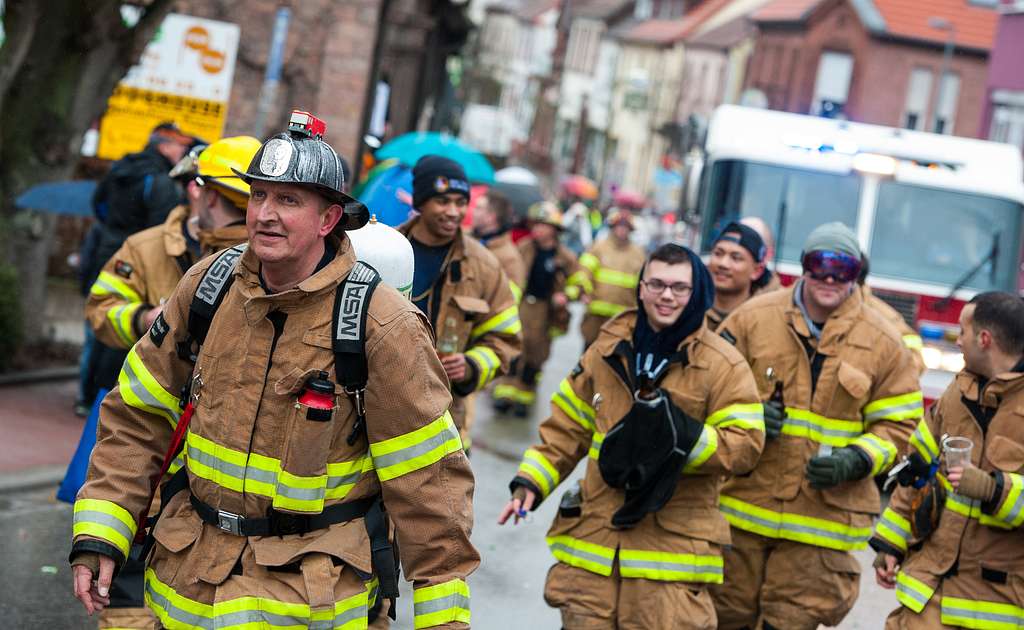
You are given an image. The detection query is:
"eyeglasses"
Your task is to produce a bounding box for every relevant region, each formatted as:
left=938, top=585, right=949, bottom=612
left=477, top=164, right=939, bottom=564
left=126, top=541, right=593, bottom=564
left=801, top=250, right=862, bottom=283
left=642, top=279, right=693, bottom=298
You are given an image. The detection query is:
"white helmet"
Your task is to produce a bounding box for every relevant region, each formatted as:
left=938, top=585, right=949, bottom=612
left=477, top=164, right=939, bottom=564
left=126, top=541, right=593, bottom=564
left=347, top=216, right=414, bottom=298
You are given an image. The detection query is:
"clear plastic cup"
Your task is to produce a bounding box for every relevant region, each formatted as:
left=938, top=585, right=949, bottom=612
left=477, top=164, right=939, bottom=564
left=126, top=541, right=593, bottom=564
left=942, top=436, right=973, bottom=473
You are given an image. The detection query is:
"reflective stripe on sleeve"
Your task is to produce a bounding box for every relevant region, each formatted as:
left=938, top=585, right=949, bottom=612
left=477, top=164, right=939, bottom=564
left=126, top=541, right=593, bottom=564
left=567, top=270, right=594, bottom=295
left=90, top=271, right=142, bottom=303
left=940, top=596, right=1024, bottom=629
left=895, top=571, right=935, bottom=613
left=705, top=403, right=764, bottom=431
left=370, top=411, right=462, bottom=481
left=719, top=495, right=872, bottom=551
left=993, top=472, right=1024, bottom=528
left=73, top=498, right=138, bottom=559
left=510, top=281, right=523, bottom=304
left=589, top=430, right=605, bottom=460
left=552, top=378, right=595, bottom=431
left=413, top=579, right=471, bottom=629
left=618, top=549, right=724, bottom=583
left=470, top=305, right=521, bottom=340
left=579, top=252, right=600, bottom=273
left=782, top=407, right=862, bottom=445
left=465, top=346, right=500, bottom=390
left=874, top=507, right=911, bottom=553
left=118, top=347, right=182, bottom=428
left=145, top=567, right=374, bottom=629
left=850, top=432, right=898, bottom=476
left=682, top=424, right=718, bottom=473
left=594, top=267, right=639, bottom=289
left=518, top=448, right=560, bottom=498
left=863, top=391, right=923, bottom=424
left=494, top=384, right=536, bottom=405
left=909, top=419, right=940, bottom=463
left=587, top=299, right=628, bottom=318
left=107, top=302, right=143, bottom=347
left=546, top=535, right=616, bottom=576
left=902, top=334, right=924, bottom=351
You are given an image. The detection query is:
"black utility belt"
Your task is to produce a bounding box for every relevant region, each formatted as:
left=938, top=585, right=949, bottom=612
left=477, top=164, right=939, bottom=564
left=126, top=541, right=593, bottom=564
left=190, top=493, right=377, bottom=537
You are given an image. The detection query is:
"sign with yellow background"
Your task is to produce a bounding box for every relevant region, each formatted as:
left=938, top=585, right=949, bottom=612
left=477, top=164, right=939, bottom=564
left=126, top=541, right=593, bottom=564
left=98, top=14, right=240, bottom=160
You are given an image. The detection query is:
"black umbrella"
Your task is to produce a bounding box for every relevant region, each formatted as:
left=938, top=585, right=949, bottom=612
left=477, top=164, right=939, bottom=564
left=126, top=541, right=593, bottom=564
left=491, top=181, right=544, bottom=220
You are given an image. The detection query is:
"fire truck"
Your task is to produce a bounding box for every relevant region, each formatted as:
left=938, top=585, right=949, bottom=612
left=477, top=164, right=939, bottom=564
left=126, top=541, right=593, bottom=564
left=686, top=105, right=1024, bottom=402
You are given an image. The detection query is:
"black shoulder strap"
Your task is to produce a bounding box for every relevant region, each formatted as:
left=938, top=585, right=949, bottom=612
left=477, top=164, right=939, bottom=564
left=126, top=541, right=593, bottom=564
left=333, top=261, right=381, bottom=444
left=178, top=244, right=247, bottom=362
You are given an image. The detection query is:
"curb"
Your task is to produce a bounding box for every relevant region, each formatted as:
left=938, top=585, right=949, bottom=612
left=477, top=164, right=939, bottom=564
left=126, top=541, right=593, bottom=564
left=0, top=465, right=66, bottom=495
left=0, top=365, right=78, bottom=387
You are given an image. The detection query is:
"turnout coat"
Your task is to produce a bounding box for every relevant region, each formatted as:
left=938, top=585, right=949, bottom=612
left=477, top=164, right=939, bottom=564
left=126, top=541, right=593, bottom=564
left=72, top=235, right=480, bottom=629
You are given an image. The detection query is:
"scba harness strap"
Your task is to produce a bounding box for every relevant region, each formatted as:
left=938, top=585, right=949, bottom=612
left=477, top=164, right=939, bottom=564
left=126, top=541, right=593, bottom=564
left=151, top=247, right=399, bottom=618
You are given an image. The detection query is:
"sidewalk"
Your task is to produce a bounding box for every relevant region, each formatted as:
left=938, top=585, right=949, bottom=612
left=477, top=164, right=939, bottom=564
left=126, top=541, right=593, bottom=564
left=0, top=379, right=83, bottom=489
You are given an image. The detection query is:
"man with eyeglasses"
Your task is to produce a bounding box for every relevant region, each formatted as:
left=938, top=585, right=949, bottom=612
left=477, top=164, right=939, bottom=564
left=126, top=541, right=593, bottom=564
left=399, top=155, right=522, bottom=450
left=499, top=242, right=764, bottom=629
left=711, top=222, right=921, bottom=630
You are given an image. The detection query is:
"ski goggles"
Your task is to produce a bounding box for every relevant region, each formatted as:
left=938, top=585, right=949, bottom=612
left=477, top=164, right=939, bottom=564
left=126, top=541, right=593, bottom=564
left=801, top=250, right=862, bottom=283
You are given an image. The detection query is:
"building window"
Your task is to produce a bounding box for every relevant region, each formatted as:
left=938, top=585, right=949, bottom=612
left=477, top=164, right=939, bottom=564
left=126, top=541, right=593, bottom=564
left=810, top=51, right=853, bottom=118
left=635, top=0, right=653, bottom=19
left=989, top=90, right=1024, bottom=151
left=903, top=68, right=932, bottom=130
left=933, top=72, right=960, bottom=135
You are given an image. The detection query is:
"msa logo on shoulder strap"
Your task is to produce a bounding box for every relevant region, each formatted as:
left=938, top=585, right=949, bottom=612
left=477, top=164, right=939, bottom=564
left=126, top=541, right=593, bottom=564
left=333, top=261, right=382, bottom=446
left=179, top=244, right=248, bottom=363
left=196, top=245, right=246, bottom=306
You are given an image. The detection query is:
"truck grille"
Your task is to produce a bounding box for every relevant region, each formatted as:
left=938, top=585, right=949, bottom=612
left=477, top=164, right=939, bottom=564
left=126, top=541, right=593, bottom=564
left=872, top=289, right=918, bottom=328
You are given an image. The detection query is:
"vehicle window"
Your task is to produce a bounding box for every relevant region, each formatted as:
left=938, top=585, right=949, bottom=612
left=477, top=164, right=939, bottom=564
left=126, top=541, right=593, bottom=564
left=870, top=181, right=1021, bottom=292
left=700, top=160, right=861, bottom=262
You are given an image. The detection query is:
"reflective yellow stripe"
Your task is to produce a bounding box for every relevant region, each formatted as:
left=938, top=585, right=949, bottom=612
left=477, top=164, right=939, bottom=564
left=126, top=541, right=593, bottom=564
left=145, top=567, right=374, bottom=629
left=594, top=267, right=639, bottom=289
left=587, top=299, right=628, bottom=318
left=470, top=305, right=521, bottom=340
left=518, top=448, right=560, bottom=498
left=465, top=345, right=501, bottom=390
left=546, top=535, right=616, bottom=576
left=850, top=432, right=898, bottom=476
left=782, top=407, right=862, bottom=445
left=510, top=281, right=523, bottom=304
left=874, top=507, right=911, bottom=552
left=910, top=419, right=940, bottom=462
left=118, top=347, right=182, bottom=428
left=993, top=472, right=1024, bottom=527
left=944, top=487, right=1017, bottom=530
left=902, top=334, right=924, bottom=351
left=619, top=549, right=724, bottom=583
left=413, top=579, right=470, bottom=629
left=565, top=284, right=582, bottom=300
left=107, top=302, right=142, bottom=347
left=370, top=411, right=462, bottom=481
left=186, top=431, right=372, bottom=513
left=90, top=271, right=142, bottom=303
left=682, top=424, right=718, bottom=473
left=719, top=495, right=871, bottom=551
left=73, top=498, right=137, bottom=559
left=589, top=430, right=605, bottom=460
left=579, top=252, right=600, bottom=273
left=863, top=391, right=923, bottom=424
left=895, top=570, right=935, bottom=613
left=705, top=403, right=764, bottom=431
left=567, top=270, right=594, bottom=295
left=494, top=384, right=535, bottom=405
left=940, top=595, right=1024, bottom=629
left=552, top=378, right=595, bottom=431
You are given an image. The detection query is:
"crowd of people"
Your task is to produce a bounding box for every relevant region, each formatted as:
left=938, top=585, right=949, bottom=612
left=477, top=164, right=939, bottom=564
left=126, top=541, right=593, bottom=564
left=67, top=113, right=1023, bottom=630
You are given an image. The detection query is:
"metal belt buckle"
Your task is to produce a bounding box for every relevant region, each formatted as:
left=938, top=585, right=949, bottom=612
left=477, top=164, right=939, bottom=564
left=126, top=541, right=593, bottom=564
left=217, top=509, right=243, bottom=535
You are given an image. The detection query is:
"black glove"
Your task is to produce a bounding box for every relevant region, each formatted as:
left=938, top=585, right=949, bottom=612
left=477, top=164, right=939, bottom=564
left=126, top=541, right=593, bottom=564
left=806, top=447, right=871, bottom=489
left=763, top=400, right=785, bottom=440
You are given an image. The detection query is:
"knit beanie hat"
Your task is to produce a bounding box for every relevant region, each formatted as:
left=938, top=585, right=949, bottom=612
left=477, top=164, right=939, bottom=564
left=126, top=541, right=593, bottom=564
left=412, top=155, right=471, bottom=208
left=802, top=222, right=860, bottom=258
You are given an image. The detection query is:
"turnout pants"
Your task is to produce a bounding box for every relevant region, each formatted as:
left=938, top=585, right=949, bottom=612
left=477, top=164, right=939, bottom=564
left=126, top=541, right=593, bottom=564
left=494, top=299, right=557, bottom=408
left=544, top=560, right=716, bottom=630
left=711, top=528, right=861, bottom=630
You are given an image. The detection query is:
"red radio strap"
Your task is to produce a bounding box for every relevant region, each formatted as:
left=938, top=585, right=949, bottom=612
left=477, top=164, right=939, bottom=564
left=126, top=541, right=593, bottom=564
left=135, top=401, right=195, bottom=540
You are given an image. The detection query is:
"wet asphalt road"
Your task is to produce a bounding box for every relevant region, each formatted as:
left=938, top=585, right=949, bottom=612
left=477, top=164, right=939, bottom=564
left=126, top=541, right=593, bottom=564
left=0, top=306, right=895, bottom=628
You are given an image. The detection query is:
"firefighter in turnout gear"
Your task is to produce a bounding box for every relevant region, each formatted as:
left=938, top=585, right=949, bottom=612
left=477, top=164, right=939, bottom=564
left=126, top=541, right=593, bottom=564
left=399, top=155, right=522, bottom=450
left=711, top=222, right=921, bottom=630
left=493, top=202, right=579, bottom=417
left=572, top=210, right=645, bottom=347
left=871, top=292, right=1024, bottom=629
left=706, top=221, right=773, bottom=332
left=473, top=190, right=526, bottom=302
left=70, top=112, right=479, bottom=629
left=86, top=136, right=261, bottom=350
left=499, top=243, right=765, bottom=629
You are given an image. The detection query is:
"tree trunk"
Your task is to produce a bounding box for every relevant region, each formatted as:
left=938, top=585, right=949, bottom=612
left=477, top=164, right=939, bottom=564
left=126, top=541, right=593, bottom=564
left=0, top=0, right=173, bottom=340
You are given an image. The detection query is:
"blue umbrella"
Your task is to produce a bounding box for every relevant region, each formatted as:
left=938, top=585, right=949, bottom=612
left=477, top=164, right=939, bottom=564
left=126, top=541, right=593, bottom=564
left=15, top=180, right=98, bottom=217
left=359, top=163, right=415, bottom=227
left=376, top=132, right=495, bottom=183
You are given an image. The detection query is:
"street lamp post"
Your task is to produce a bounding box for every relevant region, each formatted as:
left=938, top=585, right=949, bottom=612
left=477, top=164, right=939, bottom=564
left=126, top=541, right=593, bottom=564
left=928, top=17, right=955, bottom=134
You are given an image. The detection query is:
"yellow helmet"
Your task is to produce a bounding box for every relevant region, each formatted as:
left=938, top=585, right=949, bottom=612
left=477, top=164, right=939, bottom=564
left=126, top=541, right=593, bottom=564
left=527, top=201, right=564, bottom=229
left=197, top=136, right=262, bottom=209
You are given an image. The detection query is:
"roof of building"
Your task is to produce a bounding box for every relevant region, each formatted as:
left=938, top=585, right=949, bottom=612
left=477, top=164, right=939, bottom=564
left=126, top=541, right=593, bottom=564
left=611, top=0, right=735, bottom=45
left=686, top=13, right=754, bottom=48
left=570, top=0, right=635, bottom=21
left=753, top=0, right=998, bottom=51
